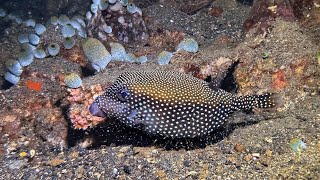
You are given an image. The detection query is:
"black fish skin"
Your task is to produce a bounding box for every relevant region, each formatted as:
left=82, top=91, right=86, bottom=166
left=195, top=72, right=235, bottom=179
left=90, top=70, right=277, bottom=138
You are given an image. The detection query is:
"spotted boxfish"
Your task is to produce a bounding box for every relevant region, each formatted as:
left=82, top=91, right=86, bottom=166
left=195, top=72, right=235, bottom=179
left=89, top=70, right=278, bottom=138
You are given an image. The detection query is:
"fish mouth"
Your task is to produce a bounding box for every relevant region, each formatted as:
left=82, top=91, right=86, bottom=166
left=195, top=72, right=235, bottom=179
left=89, top=101, right=107, bottom=118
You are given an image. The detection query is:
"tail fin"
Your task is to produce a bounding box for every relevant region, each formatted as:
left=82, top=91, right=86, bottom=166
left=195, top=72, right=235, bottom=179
left=234, top=93, right=281, bottom=111
left=253, top=93, right=282, bottom=109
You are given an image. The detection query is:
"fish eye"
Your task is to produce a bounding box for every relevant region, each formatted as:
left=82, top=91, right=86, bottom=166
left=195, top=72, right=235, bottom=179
left=117, top=88, right=131, bottom=101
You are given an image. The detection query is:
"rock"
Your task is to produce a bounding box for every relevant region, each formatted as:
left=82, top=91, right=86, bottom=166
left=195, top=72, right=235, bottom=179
left=259, top=156, right=271, bottom=166
left=244, top=154, right=253, bottom=162
left=264, top=137, right=273, bottom=143
left=112, top=168, right=119, bottom=177
left=252, top=153, right=260, bottom=158
left=183, top=160, right=191, bottom=167
left=227, top=156, right=238, bottom=164
left=209, top=7, right=223, bottom=17
left=156, top=170, right=168, bottom=179
left=33, top=108, right=68, bottom=148
left=46, top=158, right=65, bottom=167
left=265, top=149, right=273, bottom=157
left=234, top=144, right=246, bottom=153
left=76, top=166, right=85, bottom=179
left=8, top=160, right=27, bottom=170
left=186, top=171, right=199, bottom=178
left=123, top=165, right=131, bottom=174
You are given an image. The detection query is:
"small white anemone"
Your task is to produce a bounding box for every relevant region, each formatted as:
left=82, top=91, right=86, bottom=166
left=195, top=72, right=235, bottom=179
left=28, top=33, right=40, bottom=46
left=18, top=34, right=29, bottom=44
left=61, top=25, right=76, bottom=37
left=50, top=16, right=59, bottom=25
left=91, top=3, right=99, bottom=14
left=58, top=14, right=70, bottom=26
left=72, top=16, right=86, bottom=27
left=108, top=0, right=117, bottom=3
left=120, top=0, right=128, bottom=6
left=34, top=24, right=46, bottom=35
left=92, top=0, right=101, bottom=4
left=86, top=11, right=92, bottom=20
left=135, top=55, right=148, bottom=63
left=99, top=0, right=109, bottom=10
left=24, top=19, right=36, bottom=27
left=0, top=8, right=6, bottom=17
left=4, top=72, right=20, bottom=85
left=118, top=16, right=125, bottom=24
left=110, top=1, right=123, bottom=11
left=101, top=23, right=112, bottom=34
left=33, top=47, right=46, bottom=59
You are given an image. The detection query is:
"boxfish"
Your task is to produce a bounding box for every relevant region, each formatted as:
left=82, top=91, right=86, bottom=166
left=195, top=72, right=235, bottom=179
left=89, top=70, right=279, bottom=138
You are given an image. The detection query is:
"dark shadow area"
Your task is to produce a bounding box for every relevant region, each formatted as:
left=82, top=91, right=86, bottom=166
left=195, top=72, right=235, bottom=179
left=0, top=79, right=14, bottom=90
left=236, top=0, right=253, bottom=6
left=80, top=65, right=96, bottom=77
left=0, top=0, right=91, bottom=23
left=206, top=61, right=239, bottom=93
left=65, top=113, right=262, bottom=151
left=134, top=0, right=159, bottom=8
left=61, top=104, right=86, bottom=147
left=220, top=61, right=239, bottom=93
left=0, top=0, right=47, bottom=21
left=0, top=20, right=11, bottom=37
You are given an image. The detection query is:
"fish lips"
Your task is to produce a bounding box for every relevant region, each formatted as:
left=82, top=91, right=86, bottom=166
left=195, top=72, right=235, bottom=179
left=89, top=101, right=107, bottom=118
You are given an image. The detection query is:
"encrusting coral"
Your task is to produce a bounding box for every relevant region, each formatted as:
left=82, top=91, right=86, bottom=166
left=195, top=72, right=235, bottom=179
left=68, top=84, right=105, bottom=129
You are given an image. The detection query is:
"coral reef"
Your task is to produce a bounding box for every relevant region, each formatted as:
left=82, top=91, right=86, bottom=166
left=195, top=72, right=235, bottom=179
left=162, top=0, right=213, bottom=15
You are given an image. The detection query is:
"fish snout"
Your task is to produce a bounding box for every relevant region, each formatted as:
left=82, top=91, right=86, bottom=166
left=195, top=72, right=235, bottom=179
left=89, top=101, right=107, bottom=118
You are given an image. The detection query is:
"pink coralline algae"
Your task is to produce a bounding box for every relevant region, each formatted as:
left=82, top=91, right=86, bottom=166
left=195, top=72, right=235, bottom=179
left=67, top=84, right=105, bottom=130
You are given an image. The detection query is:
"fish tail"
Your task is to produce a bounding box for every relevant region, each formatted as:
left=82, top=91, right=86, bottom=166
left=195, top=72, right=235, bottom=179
left=234, top=93, right=281, bottom=111
left=253, top=93, right=282, bottom=109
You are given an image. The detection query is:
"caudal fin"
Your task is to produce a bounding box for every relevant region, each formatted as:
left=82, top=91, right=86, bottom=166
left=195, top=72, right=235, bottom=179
left=253, top=93, right=282, bottom=109
left=234, top=93, right=282, bottom=111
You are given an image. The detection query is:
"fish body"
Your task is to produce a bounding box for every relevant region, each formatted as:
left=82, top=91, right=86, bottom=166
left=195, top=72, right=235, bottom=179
left=90, top=71, right=277, bottom=138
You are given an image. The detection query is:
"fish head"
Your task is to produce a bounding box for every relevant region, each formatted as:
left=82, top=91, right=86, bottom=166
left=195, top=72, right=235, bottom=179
left=89, top=82, right=136, bottom=122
